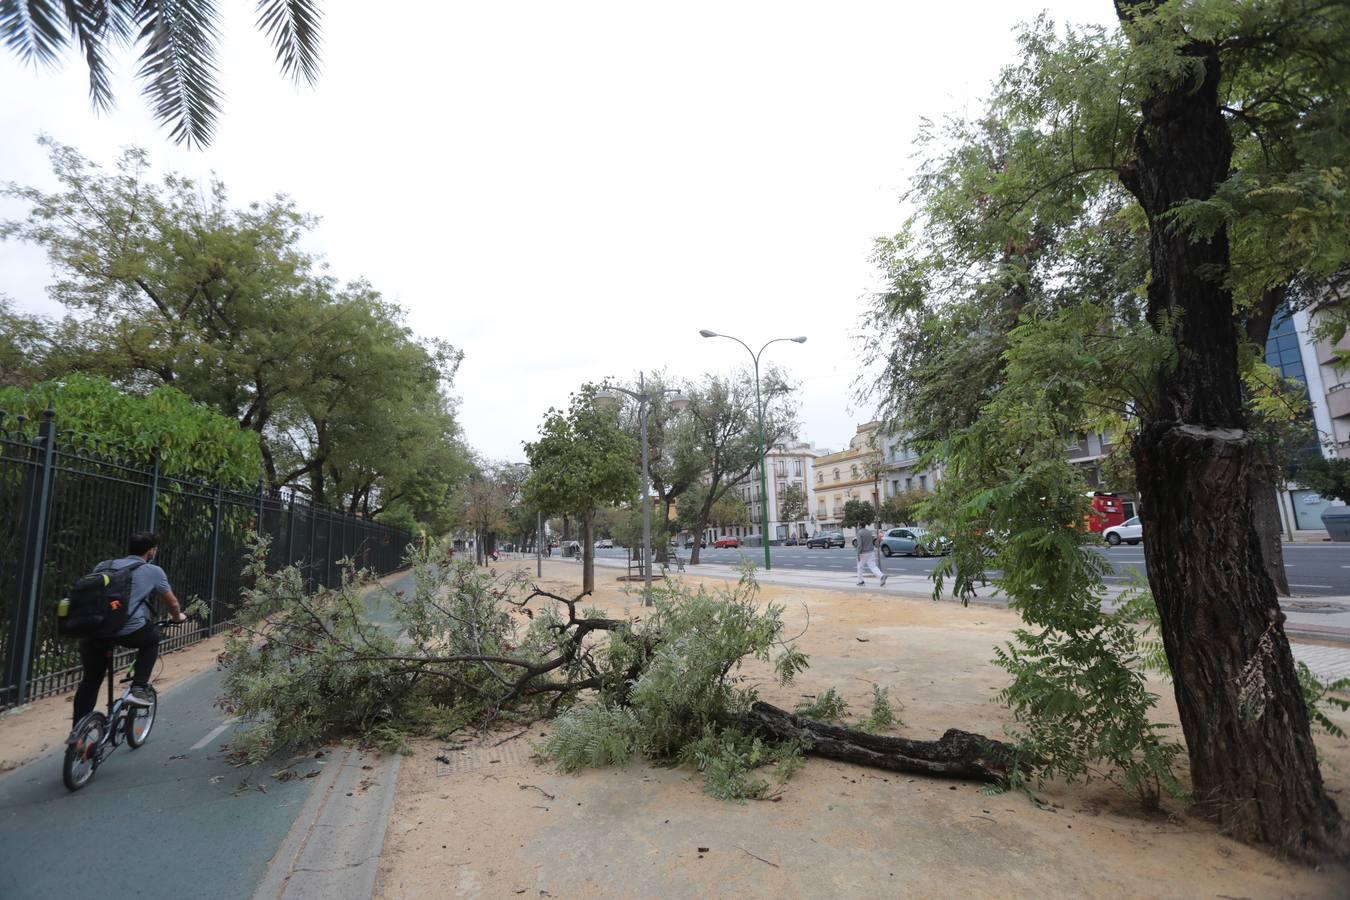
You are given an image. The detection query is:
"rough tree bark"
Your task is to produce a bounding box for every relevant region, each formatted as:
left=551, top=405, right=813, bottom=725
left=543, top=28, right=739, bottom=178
left=737, top=702, right=1019, bottom=783
left=1116, top=2, right=1341, bottom=858
left=581, top=511, right=596, bottom=594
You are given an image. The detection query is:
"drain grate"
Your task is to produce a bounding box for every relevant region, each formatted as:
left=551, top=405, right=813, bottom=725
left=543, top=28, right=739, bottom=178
left=435, top=739, right=533, bottom=776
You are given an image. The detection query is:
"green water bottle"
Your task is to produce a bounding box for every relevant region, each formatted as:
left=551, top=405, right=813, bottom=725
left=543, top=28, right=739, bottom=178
left=57, top=598, right=70, bottom=619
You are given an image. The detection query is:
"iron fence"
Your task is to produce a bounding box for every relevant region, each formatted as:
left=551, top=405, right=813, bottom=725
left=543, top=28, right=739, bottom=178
left=0, top=408, right=414, bottom=710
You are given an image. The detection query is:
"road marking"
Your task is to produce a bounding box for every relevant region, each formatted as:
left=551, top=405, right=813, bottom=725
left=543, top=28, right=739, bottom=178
left=191, top=717, right=239, bottom=751
left=1290, top=583, right=1332, bottom=588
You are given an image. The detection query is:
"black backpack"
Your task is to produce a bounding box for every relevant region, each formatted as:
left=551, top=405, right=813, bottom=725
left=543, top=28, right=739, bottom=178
left=58, top=559, right=147, bottom=639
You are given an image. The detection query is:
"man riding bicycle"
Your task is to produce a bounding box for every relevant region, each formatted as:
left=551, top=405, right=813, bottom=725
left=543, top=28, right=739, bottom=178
left=71, top=532, right=186, bottom=724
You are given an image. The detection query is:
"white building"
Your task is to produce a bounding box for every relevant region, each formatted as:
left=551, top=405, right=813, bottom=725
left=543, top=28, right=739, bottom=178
left=706, top=440, right=826, bottom=544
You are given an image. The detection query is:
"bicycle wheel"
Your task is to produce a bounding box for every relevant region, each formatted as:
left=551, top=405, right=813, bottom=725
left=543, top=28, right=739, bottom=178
left=63, top=712, right=107, bottom=791
left=125, top=686, right=158, bottom=748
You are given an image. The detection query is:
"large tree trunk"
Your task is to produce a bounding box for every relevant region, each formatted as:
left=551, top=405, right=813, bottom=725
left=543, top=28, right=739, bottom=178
left=1117, top=4, right=1340, bottom=858
left=581, top=511, right=595, bottom=594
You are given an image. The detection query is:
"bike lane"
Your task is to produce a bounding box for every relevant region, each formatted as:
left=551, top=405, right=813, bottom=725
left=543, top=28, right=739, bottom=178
left=0, top=570, right=415, bottom=900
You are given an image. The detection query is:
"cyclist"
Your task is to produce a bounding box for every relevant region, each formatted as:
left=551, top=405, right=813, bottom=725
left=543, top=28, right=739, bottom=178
left=71, top=532, right=186, bottom=725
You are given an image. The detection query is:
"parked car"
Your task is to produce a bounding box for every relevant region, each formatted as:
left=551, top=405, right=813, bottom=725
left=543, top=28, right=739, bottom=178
left=1103, top=516, right=1143, bottom=546
left=713, top=537, right=740, bottom=549
left=783, top=536, right=799, bottom=546
left=684, top=538, right=707, bottom=549
left=595, top=538, right=614, bottom=549
left=879, top=527, right=949, bottom=558
left=806, top=531, right=846, bottom=549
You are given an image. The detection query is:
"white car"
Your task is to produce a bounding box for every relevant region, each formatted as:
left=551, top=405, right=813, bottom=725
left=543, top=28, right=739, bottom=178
left=595, top=538, right=614, bottom=549
left=1103, top=516, right=1142, bottom=546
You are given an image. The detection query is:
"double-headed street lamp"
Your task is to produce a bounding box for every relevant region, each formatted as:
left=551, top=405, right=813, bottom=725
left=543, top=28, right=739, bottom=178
left=595, top=373, right=689, bottom=604
left=699, top=330, right=807, bottom=572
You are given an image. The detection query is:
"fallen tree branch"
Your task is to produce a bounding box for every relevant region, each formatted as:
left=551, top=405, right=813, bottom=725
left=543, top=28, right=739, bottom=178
left=735, top=701, right=1022, bottom=784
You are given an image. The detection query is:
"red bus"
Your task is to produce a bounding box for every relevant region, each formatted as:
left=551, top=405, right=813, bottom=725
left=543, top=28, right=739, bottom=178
left=1083, top=492, right=1127, bottom=533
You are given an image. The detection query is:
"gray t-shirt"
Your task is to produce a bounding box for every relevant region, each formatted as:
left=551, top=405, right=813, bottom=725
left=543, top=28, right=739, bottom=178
left=99, top=556, right=172, bottom=636
left=856, top=528, right=876, bottom=555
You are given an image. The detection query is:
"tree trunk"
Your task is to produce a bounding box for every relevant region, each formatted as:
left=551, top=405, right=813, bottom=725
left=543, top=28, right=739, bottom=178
left=735, top=702, right=1021, bottom=784
left=581, top=511, right=595, bottom=594
left=1250, top=460, right=1292, bottom=596
left=1117, top=4, right=1340, bottom=857
left=1243, top=284, right=1293, bottom=597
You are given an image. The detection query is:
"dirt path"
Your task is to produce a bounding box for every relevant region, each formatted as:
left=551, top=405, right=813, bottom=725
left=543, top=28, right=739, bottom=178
left=375, top=560, right=1350, bottom=899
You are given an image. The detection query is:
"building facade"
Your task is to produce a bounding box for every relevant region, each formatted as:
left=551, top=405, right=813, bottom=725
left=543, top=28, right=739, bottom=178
left=705, top=440, right=825, bottom=544
left=810, top=422, right=884, bottom=537
left=878, top=431, right=942, bottom=501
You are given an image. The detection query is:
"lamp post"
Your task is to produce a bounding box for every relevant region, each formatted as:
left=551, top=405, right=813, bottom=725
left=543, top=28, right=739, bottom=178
left=595, top=373, right=689, bottom=605
left=698, top=330, right=807, bottom=572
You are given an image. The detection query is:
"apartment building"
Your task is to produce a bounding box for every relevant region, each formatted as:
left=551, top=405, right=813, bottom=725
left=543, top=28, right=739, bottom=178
left=707, top=440, right=825, bottom=544
left=810, top=422, right=883, bottom=537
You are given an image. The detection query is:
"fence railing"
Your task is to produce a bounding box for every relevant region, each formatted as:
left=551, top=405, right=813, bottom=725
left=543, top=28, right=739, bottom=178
left=1, top=408, right=414, bottom=710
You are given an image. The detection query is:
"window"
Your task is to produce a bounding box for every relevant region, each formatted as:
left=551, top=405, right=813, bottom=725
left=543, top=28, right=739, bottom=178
left=833, top=468, right=840, bottom=481
left=918, top=474, right=927, bottom=491
left=816, top=471, right=823, bottom=483
left=793, top=459, right=803, bottom=476
left=775, top=460, right=787, bottom=478
left=850, top=464, right=858, bottom=478
left=777, top=481, right=786, bottom=500
left=817, top=499, right=826, bottom=514
left=904, top=477, right=912, bottom=491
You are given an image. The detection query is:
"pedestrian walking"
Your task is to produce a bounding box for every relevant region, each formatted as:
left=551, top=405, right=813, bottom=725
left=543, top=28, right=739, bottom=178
left=855, top=524, right=887, bottom=587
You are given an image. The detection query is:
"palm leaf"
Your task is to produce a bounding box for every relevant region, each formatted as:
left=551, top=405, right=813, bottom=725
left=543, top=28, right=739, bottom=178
left=1, top=0, right=67, bottom=65
left=62, top=0, right=135, bottom=111
left=254, top=0, right=320, bottom=86
left=131, top=0, right=221, bottom=147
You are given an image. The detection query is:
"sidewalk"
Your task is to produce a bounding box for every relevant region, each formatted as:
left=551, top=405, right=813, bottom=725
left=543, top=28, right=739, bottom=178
left=589, top=556, right=1350, bottom=685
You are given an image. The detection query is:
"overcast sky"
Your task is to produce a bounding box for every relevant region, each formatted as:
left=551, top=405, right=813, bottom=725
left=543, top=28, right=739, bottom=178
left=1, top=1, right=1117, bottom=461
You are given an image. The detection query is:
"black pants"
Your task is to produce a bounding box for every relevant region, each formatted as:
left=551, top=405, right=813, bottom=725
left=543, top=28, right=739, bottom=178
left=72, top=623, right=159, bottom=724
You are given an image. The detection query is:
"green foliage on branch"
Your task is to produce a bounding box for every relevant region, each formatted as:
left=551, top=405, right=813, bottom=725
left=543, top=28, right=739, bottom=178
left=840, top=499, right=875, bottom=530
left=1295, top=455, right=1350, bottom=505
left=0, top=373, right=262, bottom=485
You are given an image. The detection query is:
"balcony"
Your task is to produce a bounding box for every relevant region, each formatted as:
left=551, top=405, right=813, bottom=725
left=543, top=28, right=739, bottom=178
left=1317, top=333, right=1350, bottom=367
left=1329, top=383, right=1350, bottom=420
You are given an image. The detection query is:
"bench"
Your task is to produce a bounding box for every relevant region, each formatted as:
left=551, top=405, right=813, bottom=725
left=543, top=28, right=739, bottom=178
left=662, top=552, right=686, bottom=575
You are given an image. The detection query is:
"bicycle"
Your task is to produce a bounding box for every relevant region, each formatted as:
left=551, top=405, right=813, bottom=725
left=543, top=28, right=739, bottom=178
left=62, top=619, right=180, bottom=792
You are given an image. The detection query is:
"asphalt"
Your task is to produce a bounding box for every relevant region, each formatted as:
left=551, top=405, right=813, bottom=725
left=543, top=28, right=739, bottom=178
left=0, top=571, right=415, bottom=900
left=596, top=541, right=1350, bottom=597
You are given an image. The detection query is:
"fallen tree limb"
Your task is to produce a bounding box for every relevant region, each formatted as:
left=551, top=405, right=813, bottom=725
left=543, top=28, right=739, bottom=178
left=736, top=701, right=1020, bottom=784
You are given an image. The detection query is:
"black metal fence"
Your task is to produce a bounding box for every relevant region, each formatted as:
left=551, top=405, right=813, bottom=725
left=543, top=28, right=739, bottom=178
left=1, top=408, right=414, bottom=710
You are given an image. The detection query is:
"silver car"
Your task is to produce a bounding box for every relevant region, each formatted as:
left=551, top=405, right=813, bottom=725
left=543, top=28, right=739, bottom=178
left=879, top=527, right=947, bottom=557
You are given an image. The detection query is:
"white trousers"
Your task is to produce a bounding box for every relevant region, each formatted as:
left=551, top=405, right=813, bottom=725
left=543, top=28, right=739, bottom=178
left=856, top=552, right=883, bottom=581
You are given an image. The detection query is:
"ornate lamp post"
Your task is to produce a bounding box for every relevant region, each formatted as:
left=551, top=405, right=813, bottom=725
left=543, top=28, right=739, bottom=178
left=595, top=373, right=689, bottom=604
left=698, top=330, right=806, bottom=571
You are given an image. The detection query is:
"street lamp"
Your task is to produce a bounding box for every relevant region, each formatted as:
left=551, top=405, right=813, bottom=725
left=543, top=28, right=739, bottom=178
left=698, top=330, right=807, bottom=572
left=595, top=373, right=690, bottom=605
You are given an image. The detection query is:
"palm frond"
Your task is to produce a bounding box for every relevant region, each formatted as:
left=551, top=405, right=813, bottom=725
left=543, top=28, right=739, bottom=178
left=62, top=0, right=134, bottom=111
left=1, top=0, right=67, bottom=66
left=254, top=0, right=319, bottom=86
left=131, top=0, right=222, bottom=147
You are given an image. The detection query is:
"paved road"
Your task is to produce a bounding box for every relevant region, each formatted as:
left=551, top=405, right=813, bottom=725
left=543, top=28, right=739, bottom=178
left=0, top=571, right=415, bottom=900
left=597, top=542, right=1350, bottom=596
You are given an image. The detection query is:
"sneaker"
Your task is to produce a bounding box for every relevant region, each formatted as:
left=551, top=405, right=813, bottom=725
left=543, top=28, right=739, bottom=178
left=880, top=575, right=888, bottom=587
left=126, top=686, right=153, bottom=708
left=855, top=580, right=865, bottom=586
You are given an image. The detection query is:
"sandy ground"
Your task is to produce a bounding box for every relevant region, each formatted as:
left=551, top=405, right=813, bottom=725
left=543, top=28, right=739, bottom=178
left=375, top=560, right=1350, bottom=900
left=0, top=629, right=231, bottom=773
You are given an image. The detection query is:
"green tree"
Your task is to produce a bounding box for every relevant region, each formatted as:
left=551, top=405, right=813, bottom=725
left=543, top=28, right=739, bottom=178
left=710, top=493, right=749, bottom=531
left=0, top=373, right=261, bottom=484
left=0, top=296, right=62, bottom=387
left=2, top=141, right=467, bottom=526
left=614, top=371, right=705, bottom=561
left=878, top=490, right=926, bottom=527
left=840, top=499, right=875, bottom=531
left=0, top=0, right=324, bottom=146
left=681, top=370, right=797, bottom=565
left=865, top=2, right=1347, bottom=855
left=777, top=483, right=807, bottom=540
left=524, top=386, right=639, bottom=593
left=1295, top=456, right=1350, bottom=506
